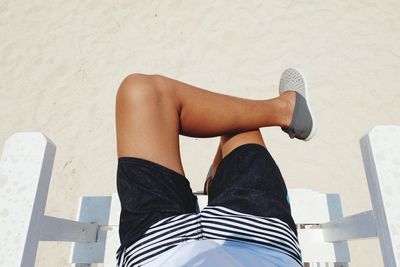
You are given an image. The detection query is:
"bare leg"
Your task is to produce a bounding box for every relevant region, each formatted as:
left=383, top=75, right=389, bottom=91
left=115, top=73, right=294, bottom=175
left=210, top=142, right=222, bottom=177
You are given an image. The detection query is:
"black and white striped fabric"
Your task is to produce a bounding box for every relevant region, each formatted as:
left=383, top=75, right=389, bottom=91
left=117, top=206, right=302, bottom=267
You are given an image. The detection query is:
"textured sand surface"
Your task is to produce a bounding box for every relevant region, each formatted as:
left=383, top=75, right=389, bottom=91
left=1, top=0, right=400, bottom=266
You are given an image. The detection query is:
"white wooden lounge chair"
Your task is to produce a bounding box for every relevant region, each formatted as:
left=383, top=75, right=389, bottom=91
left=0, top=126, right=399, bottom=266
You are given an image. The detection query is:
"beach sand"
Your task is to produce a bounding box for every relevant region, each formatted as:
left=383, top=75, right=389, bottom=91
left=1, top=0, right=400, bottom=266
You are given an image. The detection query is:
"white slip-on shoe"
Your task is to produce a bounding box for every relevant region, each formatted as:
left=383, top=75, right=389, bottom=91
left=279, top=68, right=317, bottom=141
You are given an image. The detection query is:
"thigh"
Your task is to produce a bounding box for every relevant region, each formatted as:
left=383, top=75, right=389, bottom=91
left=204, top=144, right=302, bottom=264
left=117, top=157, right=198, bottom=250
left=207, top=143, right=297, bottom=235
left=115, top=73, right=184, bottom=175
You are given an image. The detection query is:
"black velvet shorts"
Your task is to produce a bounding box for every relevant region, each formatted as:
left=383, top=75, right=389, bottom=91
left=116, top=143, right=297, bottom=251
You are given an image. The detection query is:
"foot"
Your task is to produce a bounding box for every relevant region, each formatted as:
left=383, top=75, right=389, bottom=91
left=279, top=68, right=317, bottom=141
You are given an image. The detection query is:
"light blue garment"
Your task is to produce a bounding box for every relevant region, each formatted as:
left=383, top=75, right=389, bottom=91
left=144, top=239, right=302, bottom=267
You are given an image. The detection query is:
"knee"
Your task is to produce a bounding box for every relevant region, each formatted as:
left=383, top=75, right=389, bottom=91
left=116, top=73, right=168, bottom=106
left=117, top=73, right=158, bottom=101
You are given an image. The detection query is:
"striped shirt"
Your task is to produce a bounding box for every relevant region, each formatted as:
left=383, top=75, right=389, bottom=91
left=117, top=206, right=302, bottom=267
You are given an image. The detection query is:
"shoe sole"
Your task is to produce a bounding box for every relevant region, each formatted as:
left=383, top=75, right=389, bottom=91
left=297, top=69, right=317, bottom=141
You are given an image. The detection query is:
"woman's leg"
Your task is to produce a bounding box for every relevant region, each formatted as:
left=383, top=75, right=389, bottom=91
left=116, top=73, right=294, bottom=175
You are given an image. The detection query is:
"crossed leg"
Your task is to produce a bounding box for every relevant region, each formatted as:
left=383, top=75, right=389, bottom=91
left=115, top=73, right=294, bottom=176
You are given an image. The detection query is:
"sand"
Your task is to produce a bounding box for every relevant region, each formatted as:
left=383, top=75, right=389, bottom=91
left=1, top=0, right=400, bottom=266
